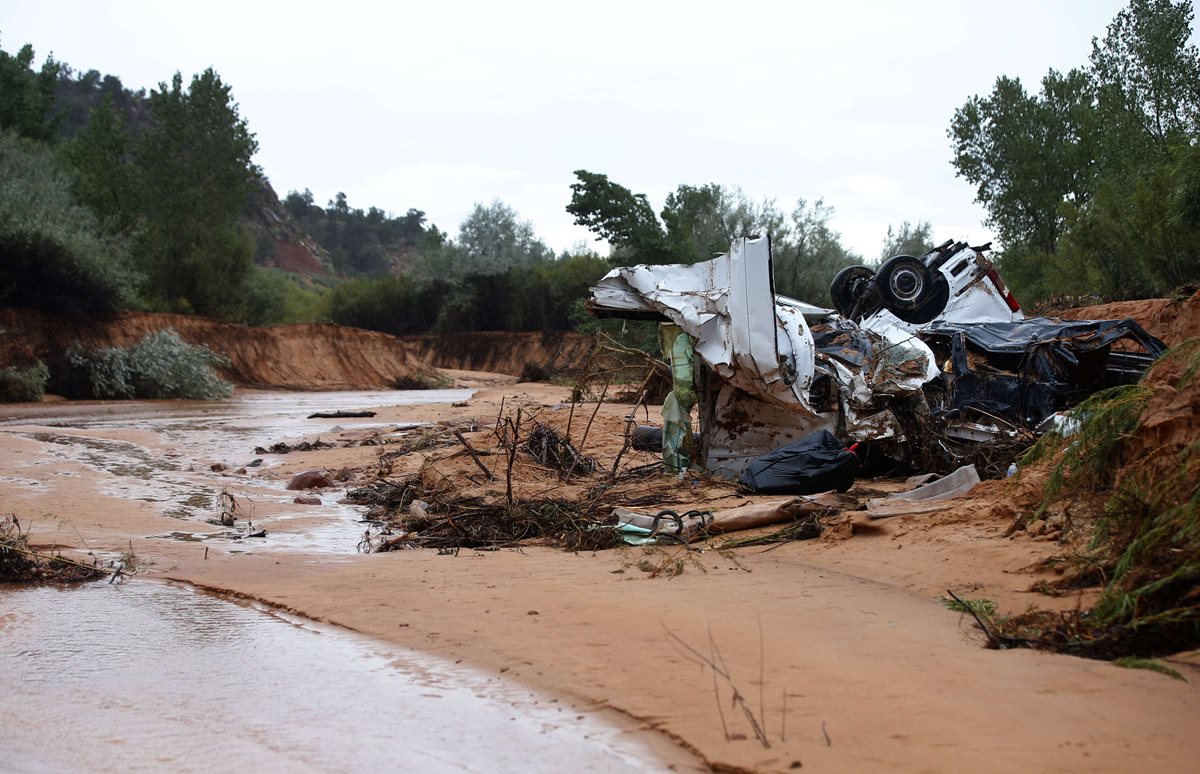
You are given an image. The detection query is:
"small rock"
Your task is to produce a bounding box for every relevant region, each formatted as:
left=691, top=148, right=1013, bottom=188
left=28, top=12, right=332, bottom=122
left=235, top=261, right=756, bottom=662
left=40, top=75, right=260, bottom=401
left=234, top=468, right=247, bottom=475
left=210, top=463, right=227, bottom=472
left=248, top=458, right=263, bottom=468
left=293, top=496, right=322, bottom=505
left=286, top=470, right=333, bottom=490
left=452, top=401, right=469, bottom=408
left=1027, top=519, right=1048, bottom=537
left=365, top=504, right=388, bottom=520
left=1045, top=514, right=1067, bottom=532
left=332, top=466, right=353, bottom=482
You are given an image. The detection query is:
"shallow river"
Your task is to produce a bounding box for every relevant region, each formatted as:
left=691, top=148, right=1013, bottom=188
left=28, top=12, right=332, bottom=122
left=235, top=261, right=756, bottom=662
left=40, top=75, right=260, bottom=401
left=0, top=390, right=680, bottom=772
left=0, top=581, right=667, bottom=773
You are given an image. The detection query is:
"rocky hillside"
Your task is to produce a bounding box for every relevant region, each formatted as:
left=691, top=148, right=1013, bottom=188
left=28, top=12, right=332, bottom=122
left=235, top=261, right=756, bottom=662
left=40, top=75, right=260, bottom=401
left=246, top=178, right=335, bottom=276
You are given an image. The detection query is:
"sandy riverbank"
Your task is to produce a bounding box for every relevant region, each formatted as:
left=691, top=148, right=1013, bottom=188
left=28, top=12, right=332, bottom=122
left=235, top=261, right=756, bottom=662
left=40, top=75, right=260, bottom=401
left=4, top=373, right=1199, bottom=773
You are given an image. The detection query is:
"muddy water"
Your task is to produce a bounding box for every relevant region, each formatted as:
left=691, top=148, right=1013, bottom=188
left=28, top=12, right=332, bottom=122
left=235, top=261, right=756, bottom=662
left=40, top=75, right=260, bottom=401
left=0, top=389, right=472, bottom=553
left=0, top=391, right=691, bottom=771
left=0, top=581, right=671, bottom=773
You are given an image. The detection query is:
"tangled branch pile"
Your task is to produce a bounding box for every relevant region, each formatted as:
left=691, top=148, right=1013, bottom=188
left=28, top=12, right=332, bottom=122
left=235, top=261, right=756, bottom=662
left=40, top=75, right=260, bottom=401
left=522, top=422, right=597, bottom=475
left=1, top=515, right=104, bottom=583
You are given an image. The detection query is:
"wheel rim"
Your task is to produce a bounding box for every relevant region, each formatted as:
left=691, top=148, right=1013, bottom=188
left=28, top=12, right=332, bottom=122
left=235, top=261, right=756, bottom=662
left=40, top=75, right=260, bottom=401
left=889, top=266, right=924, bottom=303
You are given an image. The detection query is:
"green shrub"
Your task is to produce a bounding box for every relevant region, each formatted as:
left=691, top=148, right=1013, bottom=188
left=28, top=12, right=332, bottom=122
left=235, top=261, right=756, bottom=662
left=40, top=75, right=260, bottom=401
left=66, top=329, right=232, bottom=400
left=0, top=361, right=49, bottom=402
left=0, top=130, right=140, bottom=317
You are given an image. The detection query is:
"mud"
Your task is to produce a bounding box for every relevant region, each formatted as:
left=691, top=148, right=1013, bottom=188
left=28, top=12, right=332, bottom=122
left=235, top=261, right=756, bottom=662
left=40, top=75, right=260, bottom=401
left=4, top=378, right=1199, bottom=772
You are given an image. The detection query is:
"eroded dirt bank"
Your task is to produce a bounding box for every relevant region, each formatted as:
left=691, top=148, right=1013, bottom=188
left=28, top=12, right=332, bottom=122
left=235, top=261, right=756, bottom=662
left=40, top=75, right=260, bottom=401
left=400, top=330, right=594, bottom=376
left=3, top=379, right=1198, bottom=773
left=0, top=308, right=426, bottom=390
left=1058, top=289, right=1200, bottom=346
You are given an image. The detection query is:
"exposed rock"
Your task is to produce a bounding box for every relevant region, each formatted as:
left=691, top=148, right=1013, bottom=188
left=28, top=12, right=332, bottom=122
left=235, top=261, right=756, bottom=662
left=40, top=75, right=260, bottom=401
left=286, top=470, right=333, bottom=490
left=293, top=496, right=322, bottom=505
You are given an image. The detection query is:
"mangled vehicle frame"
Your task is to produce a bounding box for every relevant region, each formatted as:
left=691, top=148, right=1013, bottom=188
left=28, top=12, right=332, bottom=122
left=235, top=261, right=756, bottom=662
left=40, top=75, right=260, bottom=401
left=588, top=237, right=1165, bottom=478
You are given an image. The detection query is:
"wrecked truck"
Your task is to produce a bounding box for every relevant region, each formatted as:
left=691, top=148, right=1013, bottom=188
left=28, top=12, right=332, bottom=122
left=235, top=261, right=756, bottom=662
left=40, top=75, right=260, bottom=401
left=587, top=237, right=1166, bottom=478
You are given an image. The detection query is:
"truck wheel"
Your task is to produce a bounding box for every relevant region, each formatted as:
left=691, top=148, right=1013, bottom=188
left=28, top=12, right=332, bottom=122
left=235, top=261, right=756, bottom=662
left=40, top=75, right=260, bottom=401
left=877, top=255, right=932, bottom=311
left=878, top=255, right=948, bottom=323
left=830, top=265, right=875, bottom=317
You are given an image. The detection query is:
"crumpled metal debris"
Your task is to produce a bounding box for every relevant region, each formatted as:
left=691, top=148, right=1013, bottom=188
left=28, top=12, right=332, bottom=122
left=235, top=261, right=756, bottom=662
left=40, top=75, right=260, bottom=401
left=588, top=236, right=1165, bottom=478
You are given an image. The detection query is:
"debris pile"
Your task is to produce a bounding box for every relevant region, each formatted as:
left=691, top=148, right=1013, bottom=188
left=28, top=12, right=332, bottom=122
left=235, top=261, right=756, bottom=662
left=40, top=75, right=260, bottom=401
left=1, top=515, right=105, bottom=582
left=946, top=340, right=1200, bottom=657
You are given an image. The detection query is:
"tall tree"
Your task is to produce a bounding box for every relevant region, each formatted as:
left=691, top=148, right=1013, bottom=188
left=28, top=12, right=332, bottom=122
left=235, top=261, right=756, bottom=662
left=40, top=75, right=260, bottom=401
left=65, top=95, right=134, bottom=232
left=772, top=198, right=860, bottom=305
left=879, top=220, right=934, bottom=263
left=132, top=69, right=260, bottom=316
left=0, top=38, right=61, bottom=142
left=949, top=67, right=1096, bottom=255
left=1090, top=0, right=1200, bottom=165
left=567, top=170, right=670, bottom=264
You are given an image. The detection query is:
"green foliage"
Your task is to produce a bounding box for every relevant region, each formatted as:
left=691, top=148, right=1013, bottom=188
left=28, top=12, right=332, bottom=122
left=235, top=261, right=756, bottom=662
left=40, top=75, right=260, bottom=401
left=938, top=595, right=998, bottom=617
left=325, top=274, right=438, bottom=335
left=66, top=329, right=232, bottom=400
left=567, top=170, right=671, bottom=264
left=0, top=38, right=62, bottom=141
left=64, top=95, right=135, bottom=232
left=1021, top=384, right=1153, bottom=500
left=132, top=69, right=260, bottom=317
left=0, top=361, right=49, bottom=402
left=283, top=189, right=427, bottom=277
left=1003, top=340, right=1200, bottom=657
left=879, top=220, right=934, bottom=264
left=567, top=171, right=858, bottom=305
left=1112, top=657, right=1187, bottom=681
left=0, top=130, right=140, bottom=316
left=949, top=67, right=1097, bottom=255
left=1090, top=0, right=1200, bottom=164
left=949, top=0, right=1200, bottom=303
left=452, top=199, right=552, bottom=274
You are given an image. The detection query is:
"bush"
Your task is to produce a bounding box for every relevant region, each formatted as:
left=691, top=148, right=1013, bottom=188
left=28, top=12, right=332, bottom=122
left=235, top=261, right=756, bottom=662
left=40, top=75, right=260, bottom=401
left=0, top=130, right=140, bottom=317
left=0, top=361, right=49, bottom=402
left=66, top=329, right=232, bottom=399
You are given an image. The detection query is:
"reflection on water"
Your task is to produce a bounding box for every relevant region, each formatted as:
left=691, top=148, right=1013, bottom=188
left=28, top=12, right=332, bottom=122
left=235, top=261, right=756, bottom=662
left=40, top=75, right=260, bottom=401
left=0, top=581, right=672, bottom=773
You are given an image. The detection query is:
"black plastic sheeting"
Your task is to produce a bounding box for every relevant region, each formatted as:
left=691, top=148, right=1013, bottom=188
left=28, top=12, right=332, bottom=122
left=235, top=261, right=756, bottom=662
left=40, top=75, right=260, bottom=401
left=738, top=430, right=860, bottom=495
left=919, top=317, right=1167, bottom=427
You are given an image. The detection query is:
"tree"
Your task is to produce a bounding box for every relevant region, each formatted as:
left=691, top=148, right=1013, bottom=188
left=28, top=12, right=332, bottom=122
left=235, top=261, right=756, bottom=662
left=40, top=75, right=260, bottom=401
left=453, top=199, right=552, bottom=273
left=567, top=170, right=670, bottom=264
left=949, top=0, right=1200, bottom=301
left=132, top=69, right=260, bottom=316
left=65, top=95, right=134, bottom=232
left=0, top=130, right=139, bottom=316
left=879, top=221, right=934, bottom=263
left=772, top=198, right=860, bottom=305
left=0, top=38, right=61, bottom=142
left=1090, top=0, right=1200, bottom=165
left=949, top=68, right=1097, bottom=255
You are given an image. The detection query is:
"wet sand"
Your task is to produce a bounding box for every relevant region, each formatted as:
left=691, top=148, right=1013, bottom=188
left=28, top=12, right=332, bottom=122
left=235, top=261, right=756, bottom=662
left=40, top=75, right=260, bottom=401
left=4, top=374, right=1199, bottom=773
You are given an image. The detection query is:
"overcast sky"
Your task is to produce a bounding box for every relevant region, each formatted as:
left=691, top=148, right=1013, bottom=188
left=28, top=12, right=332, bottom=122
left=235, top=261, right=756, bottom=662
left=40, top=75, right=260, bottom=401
left=3, top=0, right=1183, bottom=259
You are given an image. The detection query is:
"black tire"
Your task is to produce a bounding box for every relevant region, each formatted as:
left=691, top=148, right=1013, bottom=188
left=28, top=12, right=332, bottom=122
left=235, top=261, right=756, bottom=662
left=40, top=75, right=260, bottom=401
left=877, top=255, right=933, bottom=312
left=830, top=265, right=876, bottom=317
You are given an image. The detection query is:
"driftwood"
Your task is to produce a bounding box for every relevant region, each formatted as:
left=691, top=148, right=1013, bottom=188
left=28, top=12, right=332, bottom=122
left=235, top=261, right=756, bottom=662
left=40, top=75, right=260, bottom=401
left=307, top=410, right=377, bottom=419
left=454, top=430, right=496, bottom=481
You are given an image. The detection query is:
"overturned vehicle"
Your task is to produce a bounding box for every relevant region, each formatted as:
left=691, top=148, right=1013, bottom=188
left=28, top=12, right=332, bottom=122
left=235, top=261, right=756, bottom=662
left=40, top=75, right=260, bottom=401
left=588, top=237, right=1166, bottom=479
